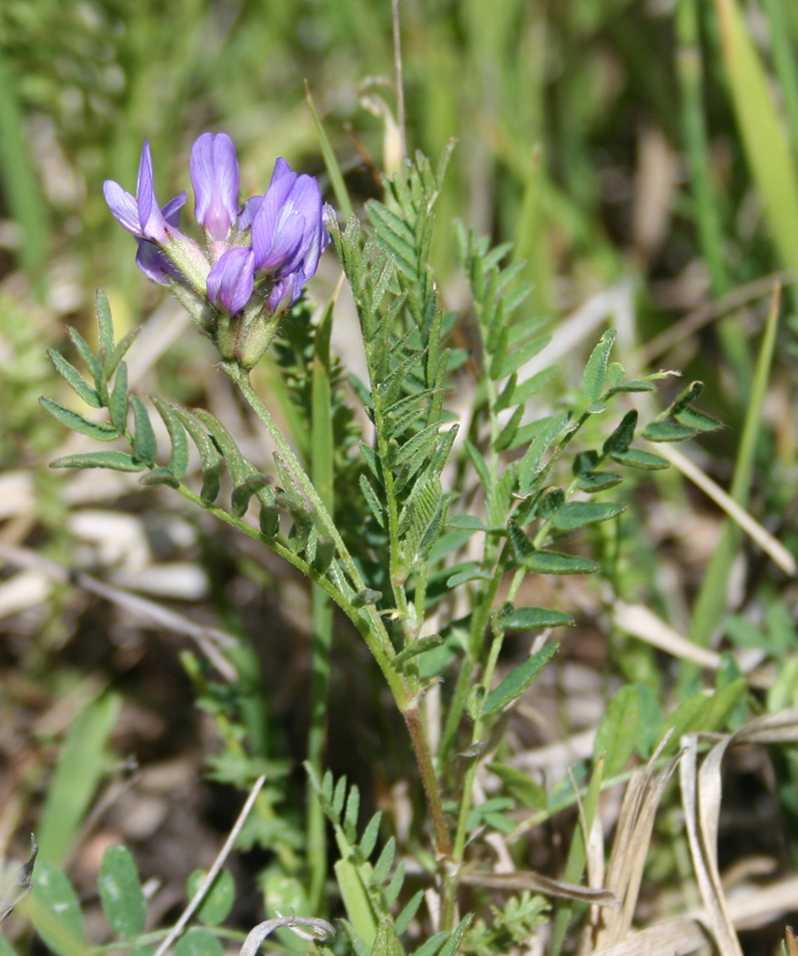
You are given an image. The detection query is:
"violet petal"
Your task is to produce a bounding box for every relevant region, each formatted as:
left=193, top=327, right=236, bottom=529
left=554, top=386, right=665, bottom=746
left=207, top=247, right=255, bottom=316
left=191, top=132, right=240, bottom=241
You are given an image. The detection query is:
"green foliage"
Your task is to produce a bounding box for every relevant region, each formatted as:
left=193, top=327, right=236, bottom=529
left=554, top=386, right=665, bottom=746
left=36, top=692, right=121, bottom=865
left=99, top=847, right=146, bottom=939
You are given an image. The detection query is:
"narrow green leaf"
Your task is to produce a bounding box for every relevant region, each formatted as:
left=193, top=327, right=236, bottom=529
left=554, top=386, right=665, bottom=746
left=231, top=476, right=271, bottom=519
left=37, top=693, right=121, bottom=864
left=714, top=0, right=798, bottom=277
left=372, top=920, right=404, bottom=956
left=67, top=327, right=99, bottom=383
left=48, top=350, right=101, bottom=408
left=99, top=846, right=146, bottom=939
left=499, top=607, right=574, bottom=631
left=130, top=396, right=157, bottom=466
left=551, top=501, right=626, bottom=531
left=359, top=475, right=386, bottom=529
left=493, top=335, right=551, bottom=380
left=383, top=860, right=406, bottom=906
left=30, top=864, right=85, bottom=956
left=482, top=643, right=559, bottom=717
left=517, top=411, right=571, bottom=494
left=109, top=362, right=128, bottom=431
left=394, top=890, right=424, bottom=936
left=411, top=931, right=450, bottom=956
left=523, top=551, right=600, bottom=575
left=437, top=916, right=473, bottom=956
left=390, top=635, right=444, bottom=670
left=332, top=776, right=347, bottom=820
left=487, top=763, right=547, bottom=809
left=511, top=366, right=560, bottom=406
left=582, top=330, right=616, bottom=404
left=40, top=398, right=119, bottom=442
left=371, top=836, right=396, bottom=886
left=313, top=536, right=336, bottom=573
left=579, top=468, right=623, bottom=493
left=494, top=404, right=525, bottom=452
left=446, top=564, right=491, bottom=588
left=106, top=327, right=142, bottom=381
left=641, top=422, right=697, bottom=443
left=173, top=927, right=223, bottom=956
left=674, top=406, right=723, bottom=433
left=95, top=289, right=115, bottom=356
left=592, top=685, right=640, bottom=778
left=658, top=692, right=712, bottom=752
left=186, top=870, right=235, bottom=927
left=353, top=588, right=382, bottom=607
left=139, top=468, right=179, bottom=488
left=700, top=678, right=747, bottom=734
left=358, top=811, right=382, bottom=861
left=51, top=451, right=146, bottom=472
left=602, top=410, right=637, bottom=456
left=465, top=439, right=492, bottom=492
left=335, top=859, right=377, bottom=948
left=193, top=408, right=254, bottom=489
left=610, top=448, right=669, bottom=470
left=604, top=379, right=656, bottom=396
left=172, top=407, right=225, bottom=502
left=447, top=514, right=487, bottom=531
left=0, top=46, right=50, bottom=274
left=344, top=785, right=360, bottom=844
left=153, top=397, right=189, bottom=480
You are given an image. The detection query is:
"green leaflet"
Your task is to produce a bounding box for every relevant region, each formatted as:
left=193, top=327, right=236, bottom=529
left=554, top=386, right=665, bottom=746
left=40, top=398, right=119, bottom=442
left=498, top=606, right=574, bottom=630
left=186, top=869, right=235, bottom=926
left=582, top=329, right=616, bottom=404
left=153, top=397, right=189, bottom=479
left=642, top=421, right=697, bottom=442
left=50, top=451, right=146, bottom=472
left=550, top=501, right=626, bottom=531
left=609, top=448, right=669, bottom=470
left=592, top=685, right=640, bottom=778
left=98, top=846, right=146, bottom=939
left=481, top=643, right=559, bottom=716
left=48, top=349, right=101, bottom=408
left=30, top=864, right=85, bottom=956
left=173, top=928, right=223, bottom=956
left=372, top=920, right=405, bottom=956
left=523, top=551, right=600, bottom=575
left=130, top=395, right=157, bottom=466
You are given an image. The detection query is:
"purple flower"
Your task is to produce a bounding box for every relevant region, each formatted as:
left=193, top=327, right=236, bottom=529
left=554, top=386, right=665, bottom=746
left=207, top=247, right=255, bottom=315
left=266, top=273, right=299, bottom=316
left=237, top=196, right=262, bottom=231
left=251, top=158, right=329, bottom=284
left=103, top=140, right=184, bottom=243
left=190, top=132, right=240, bottom=241
left=135, top=194, right=187, bottom=285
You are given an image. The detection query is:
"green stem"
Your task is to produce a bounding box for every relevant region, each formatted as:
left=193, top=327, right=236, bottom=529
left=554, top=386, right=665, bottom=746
left=220, top=360, right=456, bottom=878
left=405, top=703, right=451, bottom=858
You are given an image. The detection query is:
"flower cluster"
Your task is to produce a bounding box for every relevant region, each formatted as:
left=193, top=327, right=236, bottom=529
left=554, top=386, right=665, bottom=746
left=104, top=133, right=330, bottom=367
